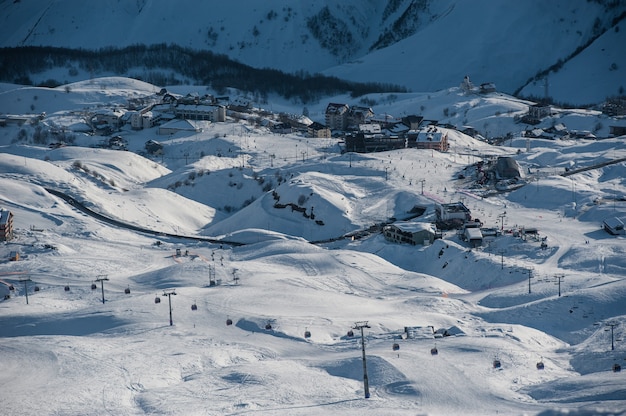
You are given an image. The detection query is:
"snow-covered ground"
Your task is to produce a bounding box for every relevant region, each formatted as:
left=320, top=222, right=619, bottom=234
left=1, top=78, right=625, bottom=415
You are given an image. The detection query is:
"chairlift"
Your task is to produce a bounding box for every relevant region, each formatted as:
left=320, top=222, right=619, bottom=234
left=64, top=285, right=70, bottom=292
left=493, top=359, right=501, bottom=369
left=265, top=323, right=272, bottom=330
left=226, top=318, right=233, bottom=326
left=536, top=361, right=545, bottom=370
left=430, top=347, right=438, bottom=355
left=347, top=330, right=354, bottom=337
left=191, top=303, right=198, bottom=311
left=34, top=286, right=40, bottom=292
left=125, top=287, right=131, bottom=294
left=392, top=343, right=400, bottom=351
left=91, top=283, right=97, bottom=290
left=613, top=363, right=621, bottom=372
left=154, top=295, right=161, bottom=304
left=304, top=329, right=311, bottom=338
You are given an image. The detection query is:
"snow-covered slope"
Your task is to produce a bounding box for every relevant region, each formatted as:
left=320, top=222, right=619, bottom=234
left=0, top=0, right=624, bottom=104
left=1, top=77, right=626, bottom=415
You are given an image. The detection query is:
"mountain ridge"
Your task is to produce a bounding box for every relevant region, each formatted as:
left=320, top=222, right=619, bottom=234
left=1, top=0, right=625, bottom=104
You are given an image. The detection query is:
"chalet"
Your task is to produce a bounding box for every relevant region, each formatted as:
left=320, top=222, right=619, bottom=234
left=0, top=209, right=14, bottom=241
left=91, top=108, right=124, bottom=131
left=603, top=217, right=625, bottom=235
left=271, top=122, right=292, bottom=134
left=107, top=135, right=128, bottom=150
left=229, top=98, right=252, bottom=112
left=479, top=82, right=496, bottom=94
left=383, top=221, right=436, bottom=245
left=325, top=103, right=350, bottom=131
left=407, top=126, right=449, bottom=152
left=307, top=121, right=331, bottom=138
left=523, top=103, right=552, bottom=125
left=145, top=140, right=164, bottom=156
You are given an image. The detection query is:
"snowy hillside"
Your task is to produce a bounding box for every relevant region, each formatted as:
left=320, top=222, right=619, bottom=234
left=0, top=0, right=624, bottom=104
left=1, top=76, right=626, bottom=415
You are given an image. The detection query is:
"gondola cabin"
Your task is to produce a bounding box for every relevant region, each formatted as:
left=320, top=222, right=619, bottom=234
left=265, top=323, right=272, bottom=330
left=191, top=303, right=198, bottom=311
left=493, top=359, right=501, bottom=369
left=347, top=330, right=354, bottom=337
left=392, top=343, right=400, bottom=351
left=34, top=286, right=40, bottom=292
left=613, top=363, right=621, bottom=372
left=154, top=296, right=161, bottom=304
left=536, top=361, right=545, bottom=370
left=91, top=283, right=97, bottom=290
left=64, top=285, right=70, bottom=292
left=125, top=287, right=131, bottom=294
left=431, top=347, right=438, bottom=355
left=304, top=330, right=311, bottom=338
left=226, top=318, right=233, bottom=326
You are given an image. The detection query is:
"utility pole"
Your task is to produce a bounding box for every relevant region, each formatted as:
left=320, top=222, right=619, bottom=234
left=554, top=274, right=565, bottom=297
left=163, top=290, right=177, bottom=326
left=95, top=275, right=108, bottom=304
left=18, top=276, right=32, bottom=305
left=353, top=321, right=371, bottom=399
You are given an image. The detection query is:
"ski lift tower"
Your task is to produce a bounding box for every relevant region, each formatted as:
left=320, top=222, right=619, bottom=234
left=163, top=290, right=177, bottom=326
left=95, top=275, right=108, bottom=304
left=352, top=321, right=371, bottom=399
left=18, top=276, right=32, bottom=305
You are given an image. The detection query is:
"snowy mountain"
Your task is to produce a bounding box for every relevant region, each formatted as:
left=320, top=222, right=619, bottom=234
left=1, top=0, right=625, bottom=105
left=1, top=75, right=626, bottom=415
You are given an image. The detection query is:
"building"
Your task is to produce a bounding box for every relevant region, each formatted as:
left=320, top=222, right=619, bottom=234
left=158, top=119, right=203, bottom=135
left=436, top=202, right=471, bottom=229
left=0, top=209, right=14, bottom=241
left=383, top=221, right=436, bottom=245
left=145, top=140, right=164, bottom=156
left=325, top=103, right=350, bottom=131
left=522, top=103, right=553, bottom=125
left=464, top=227, right=483, bottom=247
left=173, top=104, right=226, bottom=122
left=603, top=217, right=625, bottom=235
left=407, top=126, right=449, bottom=152
left=609, top=125, right=626, bottom=137
left=348, top=106, right=374, bottom=128
left=479, top=82, right=497, bottom=94
left=307, top=121, right=331, bottom=138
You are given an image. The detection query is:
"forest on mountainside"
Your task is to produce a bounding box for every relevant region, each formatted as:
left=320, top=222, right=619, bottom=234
left=0, top=44, right=406, bottom=103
